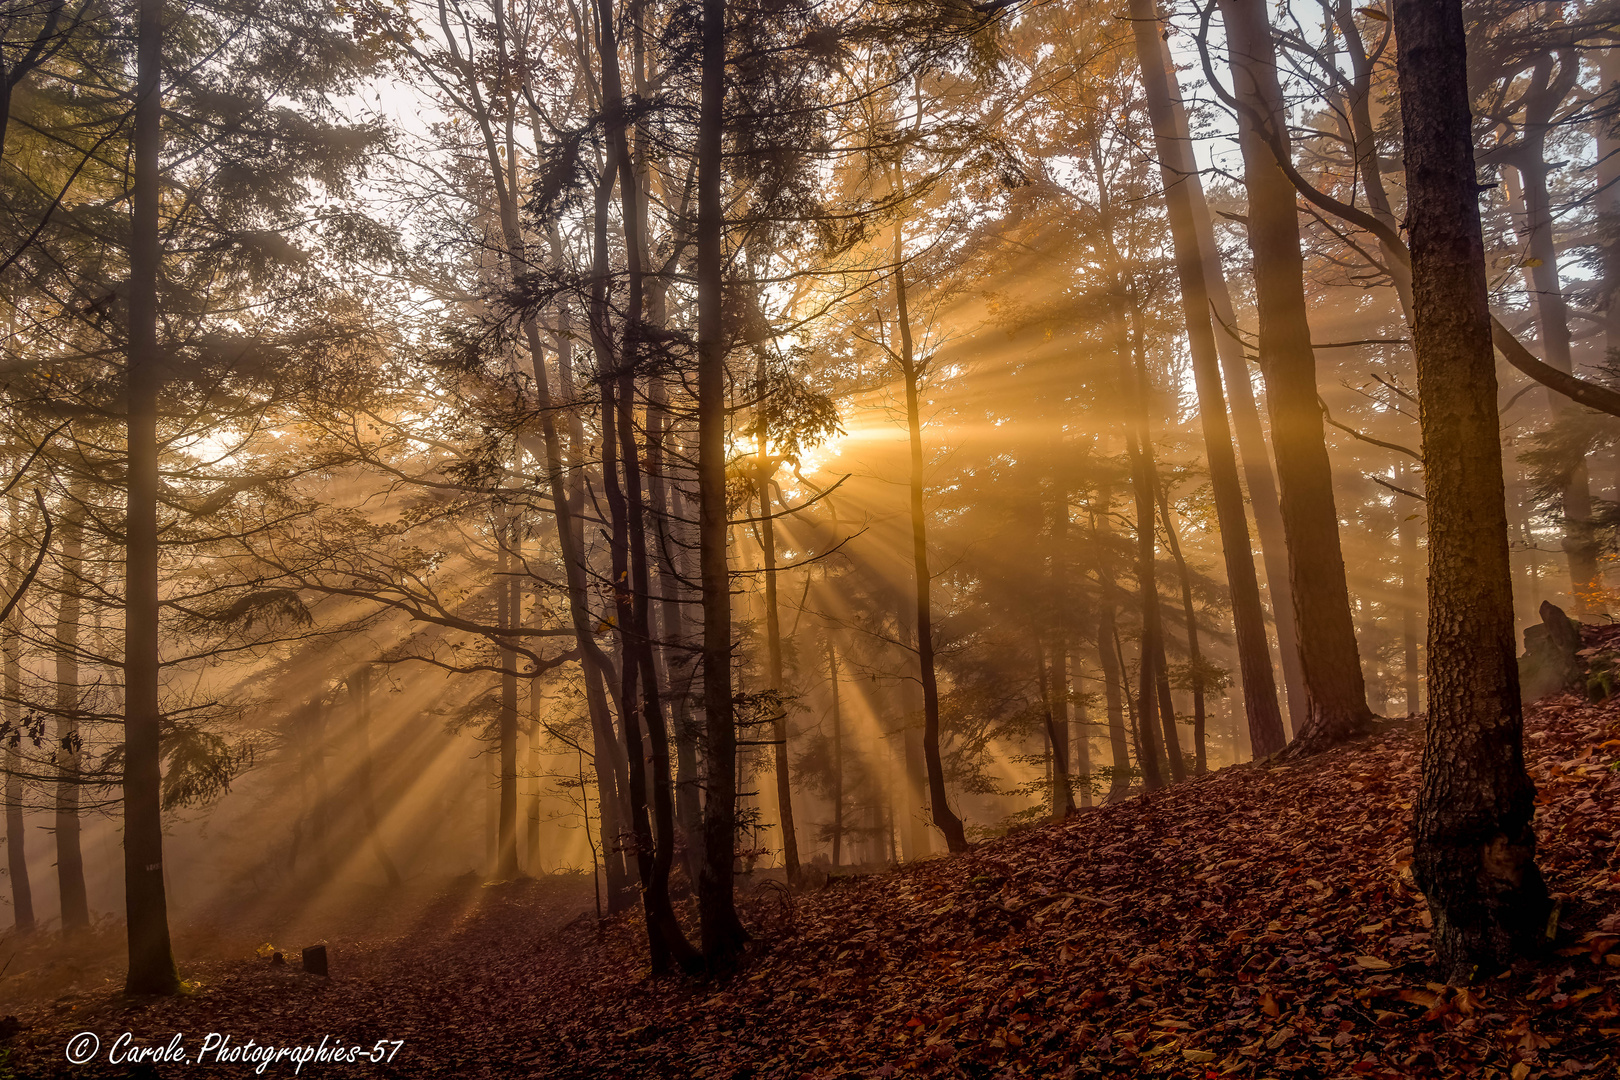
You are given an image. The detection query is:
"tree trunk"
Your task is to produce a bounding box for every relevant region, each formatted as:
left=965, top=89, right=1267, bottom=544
left=755, top=411, right=799, bottom=878
left=896, top=604, right=931, bottom=861
left=1131, top=0, right=1286, bottom=758
left=894, top=222, right=968, bottom=852
left=1219, top=0, right=1374, bottom=753
left=1068, top=641, right=1092, bottom=807
left=1125, top=422, right=1169, bottom=791
left=827, top=636, right=843, bottom=867
left=1093, top=492, right=1134, bottom=803
left=526, top=683, right=541, bottom=873
left=53, top=494, right=89, bottom=931
left=1394, top=0, right=1550, bottom=980
left=615, top=363, right=701, bottom=971
left=495, top=506, right=520, bottom=880
left=1514, top=53, right=1600, bottom=606
left=1122, top=320, right=1184, bottom=784
left=1163, top=23, right=1305, bottom=734
left=696, top=0, right=747, bottom=964
left=1046, top=479, right=1077, bottom=815
left=1398, top=463, right=1423, bottom=715
left=124, top=0, right=178, bottom=994
left=1156, top=477, right=1209, bottom=775
left=1598, top=46, right=1620, bottom=441
left=1116, top=623, right=1149, bottom=788
left=1034, top=636, right=1074, bottom=819
left=1331, top=0, right=1415, bottom=320
left=4, top=492, right=33, bottom=933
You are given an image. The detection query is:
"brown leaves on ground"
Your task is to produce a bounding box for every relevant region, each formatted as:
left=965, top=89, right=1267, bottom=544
left=6, top=692, right=1620, bottom=1079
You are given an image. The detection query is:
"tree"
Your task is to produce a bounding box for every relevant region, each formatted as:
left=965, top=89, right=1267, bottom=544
left=1214, top=0, right=1375, bottom=753
left=1394, top=0, right=1551, bottom=980
left=123, top=0, right=178, bottom=995
left=695, top=0, right=747, bottom=967
left=1129, top=0, right=1285, bottom=759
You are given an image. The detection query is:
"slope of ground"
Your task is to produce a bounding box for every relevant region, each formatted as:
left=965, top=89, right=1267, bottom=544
left=4, top=691, right=1618, bottom=1079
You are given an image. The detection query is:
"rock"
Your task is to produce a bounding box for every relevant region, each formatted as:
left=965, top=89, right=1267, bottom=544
left=1519, top=601, right=1584, bottom=703
left=301, top=945, right=328, bottom=976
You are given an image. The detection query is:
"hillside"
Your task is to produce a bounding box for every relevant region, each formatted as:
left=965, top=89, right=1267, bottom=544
left=6, top=690, right=1619, bottom=1079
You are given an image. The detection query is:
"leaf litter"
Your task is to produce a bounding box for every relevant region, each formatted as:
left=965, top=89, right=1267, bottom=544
left=5, top=690, right=1619, bottom=1078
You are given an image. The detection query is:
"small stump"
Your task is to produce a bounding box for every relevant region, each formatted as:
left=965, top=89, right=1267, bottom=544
left=301, top=945, right=328, bottom=976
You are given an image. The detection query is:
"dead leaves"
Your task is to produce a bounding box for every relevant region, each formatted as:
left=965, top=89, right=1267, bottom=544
left=11, top=691, right=1620, bottom=1079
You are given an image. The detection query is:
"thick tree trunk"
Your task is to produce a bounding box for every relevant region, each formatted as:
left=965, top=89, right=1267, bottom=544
left=894, top=222, right=968, bottom=852
left=696, top=0, right=747, bottom=964
left=1131, top=0, right=1286, bottom=759
left=1394, top=0, right=1550, bottom=981
left=54, top=496, right=89, bottom=931
left=1219, top=0, right=1374, bottom=753
left=124, top=0, right=178, bottom=994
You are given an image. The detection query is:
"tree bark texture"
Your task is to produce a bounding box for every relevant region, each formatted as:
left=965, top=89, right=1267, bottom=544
left=1394, top=0, right=1550, bottom=981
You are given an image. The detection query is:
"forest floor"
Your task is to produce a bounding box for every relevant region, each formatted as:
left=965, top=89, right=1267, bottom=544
left=3, top=687, right=1620, bottom=1079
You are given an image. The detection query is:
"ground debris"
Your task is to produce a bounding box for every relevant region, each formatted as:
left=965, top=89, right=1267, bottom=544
left=7, top=692, right=1620, bottom=1078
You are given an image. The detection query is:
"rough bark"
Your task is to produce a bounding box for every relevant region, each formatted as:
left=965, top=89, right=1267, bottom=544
left=1399, top=463, right=1423, bottom=714
left=123, top=0, right=178, bottom=994
left=1394, top=0, right=1550, bottom=981
left=1219, top=0, right=1375, bottom=753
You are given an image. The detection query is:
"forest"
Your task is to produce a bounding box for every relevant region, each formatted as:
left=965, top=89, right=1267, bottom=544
left=1, top=0, right=1619, bottom=1075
